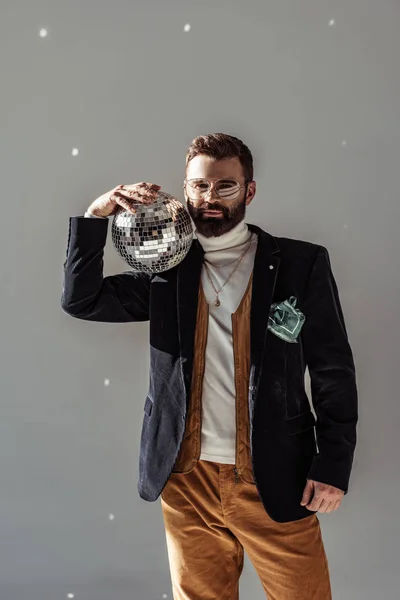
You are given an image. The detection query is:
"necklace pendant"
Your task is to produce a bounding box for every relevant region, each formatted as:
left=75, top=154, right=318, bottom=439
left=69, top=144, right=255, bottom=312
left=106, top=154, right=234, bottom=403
left=215, top=297, right=221, bottom=307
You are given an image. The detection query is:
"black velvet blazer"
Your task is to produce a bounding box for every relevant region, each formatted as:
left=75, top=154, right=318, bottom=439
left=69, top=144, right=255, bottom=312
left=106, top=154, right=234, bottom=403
left=61, top=216, right=358, bottom=523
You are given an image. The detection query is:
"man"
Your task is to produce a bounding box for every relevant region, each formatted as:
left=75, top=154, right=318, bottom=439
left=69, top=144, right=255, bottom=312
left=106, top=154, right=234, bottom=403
left=61, top=133, right=358, bottom=599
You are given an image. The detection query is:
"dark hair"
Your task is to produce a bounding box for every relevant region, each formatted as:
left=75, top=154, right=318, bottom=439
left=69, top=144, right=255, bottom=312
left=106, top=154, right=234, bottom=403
left=185, top=133, right=254, bottom=182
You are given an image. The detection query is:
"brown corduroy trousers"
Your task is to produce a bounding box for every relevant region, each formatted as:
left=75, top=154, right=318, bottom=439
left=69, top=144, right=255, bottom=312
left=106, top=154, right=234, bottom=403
left=160, top=459, right=332, bottom=600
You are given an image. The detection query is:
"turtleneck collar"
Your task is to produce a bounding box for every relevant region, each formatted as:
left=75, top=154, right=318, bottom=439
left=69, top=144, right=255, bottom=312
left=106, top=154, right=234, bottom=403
left=195, top=218, right=251, bottom=254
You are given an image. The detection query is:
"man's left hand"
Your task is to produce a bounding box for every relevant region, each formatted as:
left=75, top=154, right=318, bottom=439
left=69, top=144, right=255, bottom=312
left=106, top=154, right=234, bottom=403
left=300, top=479, right=345, bottom=513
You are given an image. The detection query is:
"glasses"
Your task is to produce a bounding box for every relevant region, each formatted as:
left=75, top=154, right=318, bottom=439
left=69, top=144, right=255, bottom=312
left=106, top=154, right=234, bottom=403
left=183, top=178, right=250, bottom=202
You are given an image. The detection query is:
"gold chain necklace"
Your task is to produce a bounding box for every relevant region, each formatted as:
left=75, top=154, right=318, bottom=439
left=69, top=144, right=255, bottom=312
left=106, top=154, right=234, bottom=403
left=204, top=253, right=242, bottom=268
left=203, top=233, right=255, bottom=307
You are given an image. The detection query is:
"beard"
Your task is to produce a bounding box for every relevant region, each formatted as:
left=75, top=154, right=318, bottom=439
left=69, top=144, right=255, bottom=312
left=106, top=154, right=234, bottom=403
left=186, top=196, right=247, bottom=238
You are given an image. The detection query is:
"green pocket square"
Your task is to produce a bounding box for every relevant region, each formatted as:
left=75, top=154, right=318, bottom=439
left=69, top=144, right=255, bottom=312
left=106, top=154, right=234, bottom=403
left=268, top=296, right=305, bottom=343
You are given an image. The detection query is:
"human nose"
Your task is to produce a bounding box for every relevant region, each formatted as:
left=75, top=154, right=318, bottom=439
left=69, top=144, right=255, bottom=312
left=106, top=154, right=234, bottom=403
left=203, top=181, right=219, bottom=201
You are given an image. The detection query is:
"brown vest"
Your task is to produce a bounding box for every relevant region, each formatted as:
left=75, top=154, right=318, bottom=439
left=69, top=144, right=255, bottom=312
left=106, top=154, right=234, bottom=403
left=172, top=271, right=255, bottom=484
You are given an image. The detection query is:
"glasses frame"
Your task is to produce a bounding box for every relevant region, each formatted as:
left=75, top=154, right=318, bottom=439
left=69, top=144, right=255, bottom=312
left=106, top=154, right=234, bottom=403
left=182, top=178, right=251, bottom=202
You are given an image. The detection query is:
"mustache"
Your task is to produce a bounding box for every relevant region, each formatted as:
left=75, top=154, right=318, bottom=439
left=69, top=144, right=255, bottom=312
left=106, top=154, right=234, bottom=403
left=186, top=202, right=228, bottom=216
left=199, top=207, right=225, bottom=213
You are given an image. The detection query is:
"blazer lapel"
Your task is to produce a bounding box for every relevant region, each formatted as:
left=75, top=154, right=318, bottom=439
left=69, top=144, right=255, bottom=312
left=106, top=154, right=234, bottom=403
left=247, top=224, right=281, bottom=394
left=177, top=238, right=204, bottom=405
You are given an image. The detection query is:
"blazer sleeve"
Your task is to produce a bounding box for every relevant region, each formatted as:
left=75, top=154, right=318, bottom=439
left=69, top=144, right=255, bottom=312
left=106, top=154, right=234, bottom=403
left=301, top=245, right=358, bottom=494
left=60, top=216, right=150, bottom=322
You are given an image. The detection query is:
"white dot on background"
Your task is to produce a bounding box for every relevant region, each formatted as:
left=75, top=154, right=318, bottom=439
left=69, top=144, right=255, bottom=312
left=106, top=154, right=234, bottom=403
left=109, top=513, right=115, bottom=521
left=104, top=379, right=110, bottom=386
left=162, top=594, right=168, bottom=599
left=343, top=223, right=348, bottom=229
left=67, top=594, right=74, bottom=599
left=329, top=19, right=336, bottom=27
left=342, top=140, right=347, bottom=146
left=71, top=148, right=79, bottom=156
left=184, top=24, right=191, bottom=32
left=39, top=28, right=48, bottom=37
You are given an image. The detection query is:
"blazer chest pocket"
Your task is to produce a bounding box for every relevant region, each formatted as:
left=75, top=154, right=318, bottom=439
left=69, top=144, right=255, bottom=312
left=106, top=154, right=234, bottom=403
left=144, top=395, right=153, bottom=417
left=268, top=296, right=305, bottom=343
left=285, top=410, right=316, bottom=435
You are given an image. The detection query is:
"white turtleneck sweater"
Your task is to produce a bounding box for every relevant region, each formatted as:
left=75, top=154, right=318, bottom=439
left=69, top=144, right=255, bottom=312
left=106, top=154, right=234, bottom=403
left=195, top=219, right=258, bottom=464
left=84, top=212, right=258, bottom=464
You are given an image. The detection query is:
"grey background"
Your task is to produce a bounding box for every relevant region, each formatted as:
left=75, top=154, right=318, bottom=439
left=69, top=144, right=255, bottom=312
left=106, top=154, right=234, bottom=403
left=1, top=0, right=399, bottom=598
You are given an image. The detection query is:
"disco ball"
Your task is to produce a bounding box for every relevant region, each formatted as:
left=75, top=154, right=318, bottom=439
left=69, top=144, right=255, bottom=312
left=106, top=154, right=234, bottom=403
left=111, top=190, right=194, bottom=273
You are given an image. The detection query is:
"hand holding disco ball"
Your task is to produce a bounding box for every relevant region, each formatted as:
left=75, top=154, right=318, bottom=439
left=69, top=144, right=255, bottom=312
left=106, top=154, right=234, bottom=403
left=87, top=182, right=162, bottom=217
left=87, top=182, right=194, bottom=273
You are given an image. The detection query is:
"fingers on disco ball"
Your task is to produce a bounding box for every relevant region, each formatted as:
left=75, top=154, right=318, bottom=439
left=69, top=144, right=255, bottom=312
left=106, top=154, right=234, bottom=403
left=138, top=182, right=161, bottom=192
left=112, top=192, right=137, bottom=213
left=120, top=188, right=157, bottom=204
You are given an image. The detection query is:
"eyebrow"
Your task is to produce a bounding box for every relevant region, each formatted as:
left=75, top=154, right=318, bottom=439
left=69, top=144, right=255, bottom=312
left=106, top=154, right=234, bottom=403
left=191, top=177, right=239, bottom=181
